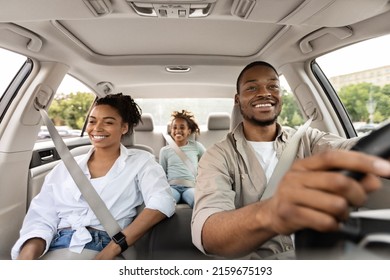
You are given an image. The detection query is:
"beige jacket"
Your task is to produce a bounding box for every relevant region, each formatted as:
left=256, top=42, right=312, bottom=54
left=191, top=122, right=358, bottom=259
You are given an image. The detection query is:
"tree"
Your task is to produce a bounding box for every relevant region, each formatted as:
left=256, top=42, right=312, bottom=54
left=279, top=91, right=304, bottom=127
left=48, top=92, right=95, bottom=129
left=372, top=89, right=390, bottom=123
left=382, top=84, right=390, bottom=97
left=338, top=82, right=389, bottom=123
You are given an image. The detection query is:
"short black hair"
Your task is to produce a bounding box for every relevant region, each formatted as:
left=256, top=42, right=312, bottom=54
left=236, top=61, right=278, bottom=94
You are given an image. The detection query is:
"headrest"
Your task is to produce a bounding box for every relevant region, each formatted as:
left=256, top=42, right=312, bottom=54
left=207, top=112, right=230, bottom=130
left=134, top=113, right=154, bottom=131
left=230, top=104, right=243, bottom=131
left=121, top=131, right=135, bottom=147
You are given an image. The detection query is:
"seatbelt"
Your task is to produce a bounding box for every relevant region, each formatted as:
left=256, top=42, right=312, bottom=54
left=168, top=179, right=195, bottom=188
left=162, top=133, right=197, bottom=177
left=260, top=115, right=314, bottom=257
left=36, top=101, right=135, bottom=259
left=261, top=114, right=314, bottom=200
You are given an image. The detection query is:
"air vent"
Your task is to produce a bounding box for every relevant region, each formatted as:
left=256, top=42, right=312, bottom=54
left=127, top=1, right=215, bottom=18
left=231, top=0, right=256, bottom=19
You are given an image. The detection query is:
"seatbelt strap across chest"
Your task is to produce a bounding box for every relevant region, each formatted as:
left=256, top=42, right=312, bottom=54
left=162, top=133, right=197, bottom=177
left=35, top=100, right=135, bottom=259
left=261, top=115, right=314, bottom=200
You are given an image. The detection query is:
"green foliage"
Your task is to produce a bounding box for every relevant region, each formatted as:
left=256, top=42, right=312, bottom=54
left=338, top=82, right=390, bottom=123
left=279, top=91, right=304, bottom=127
left=382, top=84, right=390, bottom=96
left=48, top=92, right=95, bottom=129
left=278, top=82, right=390, bottom=128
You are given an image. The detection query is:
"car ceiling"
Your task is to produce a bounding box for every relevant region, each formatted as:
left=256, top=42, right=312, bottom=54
left=0, top=0, right=389, bottom=98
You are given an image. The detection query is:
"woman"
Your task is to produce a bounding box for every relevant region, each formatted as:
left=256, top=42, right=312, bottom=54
left=12, top=93, right=175, bottom=260
left=159, top=110, right=205, bottom=208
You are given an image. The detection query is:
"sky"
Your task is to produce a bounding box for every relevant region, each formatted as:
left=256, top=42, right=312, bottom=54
left=316, top=34, right=390, bottom=78
left=57, top=75, right=92, bottom=95
left=1, top=34, right=389, bottom=95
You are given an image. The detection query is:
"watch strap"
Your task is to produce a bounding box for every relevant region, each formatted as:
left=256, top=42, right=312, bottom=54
left=112, top=232, right=128, bottom=253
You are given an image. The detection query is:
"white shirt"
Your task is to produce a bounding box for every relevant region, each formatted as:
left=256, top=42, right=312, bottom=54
left=11, top=144, right=175, bottom=259
left=248, top=141, right=278, bottom=182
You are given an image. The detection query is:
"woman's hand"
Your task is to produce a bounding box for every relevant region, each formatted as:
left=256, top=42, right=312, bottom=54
left=17, top=238, right=46, bottom=260
left=94, top=241, right=122, bottom=260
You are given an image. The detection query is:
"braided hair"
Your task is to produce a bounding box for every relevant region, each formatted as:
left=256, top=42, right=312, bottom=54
left=94, top=93, right=142, bottom=136
left=171, top=109, right=200, bottom=135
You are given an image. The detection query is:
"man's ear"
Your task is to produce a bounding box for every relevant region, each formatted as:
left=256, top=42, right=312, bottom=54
left=234, top=93, right=239, bottom=105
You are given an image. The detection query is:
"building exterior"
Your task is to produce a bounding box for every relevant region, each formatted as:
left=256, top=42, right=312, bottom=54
left=330, top=65, right=390, bottom=91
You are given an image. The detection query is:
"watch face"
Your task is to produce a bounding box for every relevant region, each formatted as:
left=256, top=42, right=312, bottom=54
left=113, top=232, right=128, bottom=252
left=113, top=232, right=125, bottom=242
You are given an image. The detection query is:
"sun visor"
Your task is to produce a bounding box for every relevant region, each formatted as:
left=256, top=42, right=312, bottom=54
left=232, top=0, right=389, bottom=27
left=280, top=0, right=389, bottom=27
left=0, top=0, right=112, bottom=22
left=231, top=0, right=303, bottom=22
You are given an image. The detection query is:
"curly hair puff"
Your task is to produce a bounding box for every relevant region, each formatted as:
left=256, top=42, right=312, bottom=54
left=171, top=109, right=200, bottom=135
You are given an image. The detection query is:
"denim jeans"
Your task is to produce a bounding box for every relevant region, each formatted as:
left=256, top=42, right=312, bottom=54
left=171, top=185, right=194, bottom=208
left=49, top=228, right=111, bottom=252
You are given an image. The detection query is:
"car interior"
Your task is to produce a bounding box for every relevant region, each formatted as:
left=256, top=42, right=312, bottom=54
left=0, top=0, right=390, bottom=260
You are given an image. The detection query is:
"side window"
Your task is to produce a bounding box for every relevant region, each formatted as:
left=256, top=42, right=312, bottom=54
left=316, top=35, right=390, bottom=136
left=0, top=48, right=29, bottom=122
left=37, top=75, right=95, bottom=141
left=279, top=75, right=305, bottom=128
left=0, top=48, right=27, bottom=98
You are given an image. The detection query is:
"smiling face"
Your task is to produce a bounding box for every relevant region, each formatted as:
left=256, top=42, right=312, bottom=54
left=86, top=104, right=128, bottom=150
left=171, top=117, right=192, bottom=146
left=235, top=65, right=282, bottom=127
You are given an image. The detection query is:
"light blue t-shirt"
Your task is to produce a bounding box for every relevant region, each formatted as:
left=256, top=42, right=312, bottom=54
left=159, top=140, right=206, bottom=183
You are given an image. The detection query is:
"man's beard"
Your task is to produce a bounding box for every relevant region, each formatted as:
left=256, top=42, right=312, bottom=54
left=246, top=115, right=278, bottom=127
left=239, top=105, right=279, bottom=127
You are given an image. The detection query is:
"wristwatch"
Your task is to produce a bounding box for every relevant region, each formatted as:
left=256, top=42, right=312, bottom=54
left=112, top=231, right=128, bottom=253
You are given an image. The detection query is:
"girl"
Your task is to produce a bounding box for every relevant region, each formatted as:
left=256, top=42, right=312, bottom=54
left=159, top=110, right=206, bottom=208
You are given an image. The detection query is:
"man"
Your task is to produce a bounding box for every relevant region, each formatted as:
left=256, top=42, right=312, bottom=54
left=191, top=61, right=390, bottom=259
